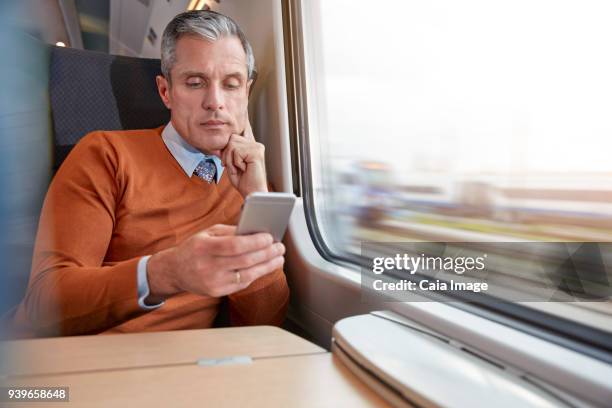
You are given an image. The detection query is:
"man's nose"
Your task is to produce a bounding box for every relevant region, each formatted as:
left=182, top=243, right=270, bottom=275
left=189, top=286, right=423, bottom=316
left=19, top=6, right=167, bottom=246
left=202, top=84, right=224, bottom=111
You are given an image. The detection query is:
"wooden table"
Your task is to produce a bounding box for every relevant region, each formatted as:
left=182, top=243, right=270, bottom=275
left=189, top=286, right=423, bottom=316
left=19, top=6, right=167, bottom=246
left=0, top=326, right=389, bottom=407
left=1, top=326, right=325, bottom=377
left=2, top=353, right=390, bottom=407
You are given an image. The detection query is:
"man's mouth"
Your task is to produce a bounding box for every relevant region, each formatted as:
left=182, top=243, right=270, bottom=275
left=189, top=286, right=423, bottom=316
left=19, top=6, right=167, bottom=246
left=201, top=120, right=226, bottom=127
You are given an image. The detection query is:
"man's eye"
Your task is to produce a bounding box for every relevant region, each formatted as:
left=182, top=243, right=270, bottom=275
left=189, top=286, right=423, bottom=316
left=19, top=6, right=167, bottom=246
left=186, top=80, right=203, bottom=88
left=225, top=82, right=240, bottom=90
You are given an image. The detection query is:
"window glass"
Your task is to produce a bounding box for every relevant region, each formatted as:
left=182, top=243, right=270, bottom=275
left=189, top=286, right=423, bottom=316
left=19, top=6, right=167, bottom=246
left=299, top=0, right=612, bottom=331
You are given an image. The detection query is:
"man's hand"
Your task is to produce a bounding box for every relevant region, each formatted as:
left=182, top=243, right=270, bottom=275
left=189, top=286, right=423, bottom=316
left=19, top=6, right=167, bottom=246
left=221, top=118, right=268, bottom=197
left=146, top=224, right=285, bottom=302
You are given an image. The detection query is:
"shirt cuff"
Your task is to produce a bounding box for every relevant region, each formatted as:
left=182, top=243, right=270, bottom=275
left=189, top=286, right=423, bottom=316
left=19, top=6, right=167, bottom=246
left=137, top=255, right=165, bottom=310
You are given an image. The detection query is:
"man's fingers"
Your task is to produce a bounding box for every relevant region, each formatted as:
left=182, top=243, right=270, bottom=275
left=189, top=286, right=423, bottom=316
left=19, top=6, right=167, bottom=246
left=231, top=255, right=285, bottom=288
left=222, top=135, right=263, bottom=177
left=243, top=118, right=255, bottom=142
left=223, top=242, right=285, bottom=271
left=206, top=224, right=236, bottom=237
left=204, top=233, right=274, bottom=256
left=233, top=149, right=247, bottom=172
left=222, top=146, right=237, bottom=175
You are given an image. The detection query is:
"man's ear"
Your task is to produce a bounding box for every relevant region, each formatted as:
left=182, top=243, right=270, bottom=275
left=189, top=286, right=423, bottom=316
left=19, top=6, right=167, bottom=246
left=156, top=75, right=172, bottom=109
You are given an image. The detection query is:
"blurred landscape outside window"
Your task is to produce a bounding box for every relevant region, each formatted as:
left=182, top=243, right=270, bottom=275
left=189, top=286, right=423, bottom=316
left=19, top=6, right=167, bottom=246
left=300, top=0, right=612, bottom=331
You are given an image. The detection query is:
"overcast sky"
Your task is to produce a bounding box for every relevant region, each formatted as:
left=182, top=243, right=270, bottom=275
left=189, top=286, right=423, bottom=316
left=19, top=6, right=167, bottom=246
left=306, top=0, right=612, bottom=178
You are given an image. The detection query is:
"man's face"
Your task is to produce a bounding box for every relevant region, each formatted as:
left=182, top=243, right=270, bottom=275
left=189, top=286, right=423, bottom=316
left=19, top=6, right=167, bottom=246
left=157, top=35, right=252, bottom=156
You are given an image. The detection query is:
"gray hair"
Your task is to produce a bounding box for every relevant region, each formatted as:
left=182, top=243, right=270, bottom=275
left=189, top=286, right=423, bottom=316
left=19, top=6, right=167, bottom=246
left=161, top=10, right=256, bottom=83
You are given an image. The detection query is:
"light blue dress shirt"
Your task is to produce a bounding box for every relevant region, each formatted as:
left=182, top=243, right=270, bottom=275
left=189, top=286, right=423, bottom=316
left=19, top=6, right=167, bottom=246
left=137, top=122, right=225, bottom=309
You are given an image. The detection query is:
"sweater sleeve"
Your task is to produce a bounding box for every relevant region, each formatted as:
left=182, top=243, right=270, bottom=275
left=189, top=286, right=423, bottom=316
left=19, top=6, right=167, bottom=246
left=13, top=132, right=147, bottom=337
left=227, top=267, right=290, bottom=327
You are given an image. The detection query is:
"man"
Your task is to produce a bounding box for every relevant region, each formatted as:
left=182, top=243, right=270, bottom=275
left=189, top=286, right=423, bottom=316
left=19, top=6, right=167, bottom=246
left=12, top=11, right=289, bottom=337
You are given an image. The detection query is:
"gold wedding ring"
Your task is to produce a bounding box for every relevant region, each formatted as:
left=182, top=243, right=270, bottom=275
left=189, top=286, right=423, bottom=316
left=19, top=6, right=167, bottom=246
left=235, top=271, right=241, bottom=284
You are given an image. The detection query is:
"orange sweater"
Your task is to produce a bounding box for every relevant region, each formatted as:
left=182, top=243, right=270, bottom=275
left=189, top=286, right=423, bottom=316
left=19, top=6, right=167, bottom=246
left=13, top=127, right=289, bottom=337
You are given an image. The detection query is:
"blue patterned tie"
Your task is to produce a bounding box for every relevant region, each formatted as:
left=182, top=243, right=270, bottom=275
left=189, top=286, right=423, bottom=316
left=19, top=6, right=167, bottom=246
left=194, top=159, right=217, bottom=183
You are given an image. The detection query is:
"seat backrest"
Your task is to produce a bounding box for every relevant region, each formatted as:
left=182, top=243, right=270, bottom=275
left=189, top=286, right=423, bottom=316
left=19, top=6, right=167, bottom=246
left=49, top=45, right=170, bottom=170
left=1, top=45, right=171, bottom=323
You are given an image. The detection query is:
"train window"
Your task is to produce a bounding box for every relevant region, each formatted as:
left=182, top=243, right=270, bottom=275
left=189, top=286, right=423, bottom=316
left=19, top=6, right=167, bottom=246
left=290, top=0, right=612, bottom=339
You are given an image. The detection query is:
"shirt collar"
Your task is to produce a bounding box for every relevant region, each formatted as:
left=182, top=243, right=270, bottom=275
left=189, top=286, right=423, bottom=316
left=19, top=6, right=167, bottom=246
left=161, top=122, right=224, bottom=183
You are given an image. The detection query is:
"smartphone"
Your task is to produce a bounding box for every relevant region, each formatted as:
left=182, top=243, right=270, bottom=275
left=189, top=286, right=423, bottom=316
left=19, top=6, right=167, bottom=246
left=236, top=192, right=297, bottom=242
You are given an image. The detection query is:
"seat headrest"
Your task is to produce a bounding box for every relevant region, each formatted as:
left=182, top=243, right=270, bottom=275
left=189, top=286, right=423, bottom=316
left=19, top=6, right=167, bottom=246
left=49, top=45, right=170, bottom=170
